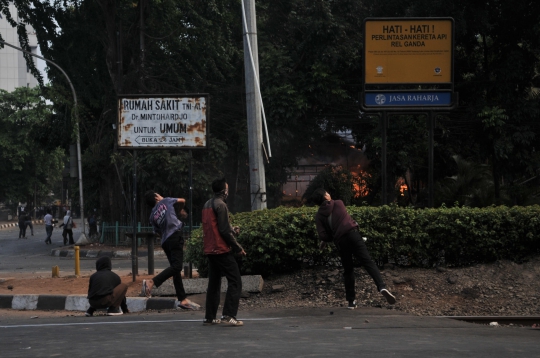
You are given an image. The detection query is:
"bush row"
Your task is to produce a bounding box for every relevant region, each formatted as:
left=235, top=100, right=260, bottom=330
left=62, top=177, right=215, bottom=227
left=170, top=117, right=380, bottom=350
left=185, top=205, right=540, bottom=277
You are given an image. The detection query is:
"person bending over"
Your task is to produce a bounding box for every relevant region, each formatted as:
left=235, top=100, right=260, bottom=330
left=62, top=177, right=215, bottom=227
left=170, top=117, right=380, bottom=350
left=312, top=188, right=396, bottom=309
left=141, top=190, right=199, bottom=310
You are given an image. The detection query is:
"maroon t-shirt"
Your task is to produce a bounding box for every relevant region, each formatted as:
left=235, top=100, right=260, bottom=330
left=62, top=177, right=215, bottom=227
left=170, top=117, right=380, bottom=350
left=315, top=200, right=358, bottom=244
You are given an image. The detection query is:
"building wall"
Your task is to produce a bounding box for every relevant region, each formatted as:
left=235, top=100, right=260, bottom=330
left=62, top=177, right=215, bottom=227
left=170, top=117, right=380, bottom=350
left=0, top=3, right=38, bottom=92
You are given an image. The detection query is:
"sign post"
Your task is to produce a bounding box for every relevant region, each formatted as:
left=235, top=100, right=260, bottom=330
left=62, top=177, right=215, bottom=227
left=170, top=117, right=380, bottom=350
left=361, top=18, right=455, bottom=206
left=117, top=94, right=208, bottom=280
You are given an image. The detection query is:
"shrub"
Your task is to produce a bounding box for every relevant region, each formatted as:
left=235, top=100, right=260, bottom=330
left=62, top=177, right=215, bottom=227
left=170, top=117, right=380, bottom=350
left=185, top=205, right=540, bottom=277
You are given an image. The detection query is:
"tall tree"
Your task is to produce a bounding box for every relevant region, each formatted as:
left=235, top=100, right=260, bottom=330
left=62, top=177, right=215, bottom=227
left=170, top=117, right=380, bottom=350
left=0, top=87, right=65, bottom=206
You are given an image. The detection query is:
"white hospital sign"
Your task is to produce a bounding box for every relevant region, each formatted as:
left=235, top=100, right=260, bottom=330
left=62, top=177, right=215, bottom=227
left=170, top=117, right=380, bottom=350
left=117, top=95, right=208, bottom=149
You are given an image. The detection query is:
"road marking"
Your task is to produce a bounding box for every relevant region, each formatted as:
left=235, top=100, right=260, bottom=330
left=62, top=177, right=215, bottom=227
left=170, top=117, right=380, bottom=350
left=0, top=317, right=281, bottom=329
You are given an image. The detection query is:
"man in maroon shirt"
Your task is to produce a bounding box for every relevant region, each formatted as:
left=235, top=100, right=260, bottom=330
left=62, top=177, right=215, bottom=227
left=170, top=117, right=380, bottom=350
left=312, top=188, right=396, bottom=309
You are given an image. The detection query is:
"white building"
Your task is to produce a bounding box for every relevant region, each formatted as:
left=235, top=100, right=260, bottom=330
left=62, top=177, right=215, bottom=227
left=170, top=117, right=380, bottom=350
left=0, top=3, right=39, bottom=92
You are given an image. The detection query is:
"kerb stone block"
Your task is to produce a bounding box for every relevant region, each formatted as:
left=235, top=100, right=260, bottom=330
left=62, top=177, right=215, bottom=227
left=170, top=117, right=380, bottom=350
left=12, top=294, right=39, bottom=310
left=65, top=295, right=89, bottom=311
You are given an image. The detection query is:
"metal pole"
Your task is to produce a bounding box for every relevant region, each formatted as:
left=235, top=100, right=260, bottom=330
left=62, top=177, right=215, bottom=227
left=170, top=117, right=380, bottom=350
left=131, top=150, right=138, bottom=281
left=189, top=150, right=193, bottom=231
left=242, top=0, right=267, bottom=210
left=428, top=112, right=435, bottom=208
left=0, top=39, right=86, bottom=235
left=188, top=150, right=193, bottom=278
left=381, top=112, right=388, bottom=205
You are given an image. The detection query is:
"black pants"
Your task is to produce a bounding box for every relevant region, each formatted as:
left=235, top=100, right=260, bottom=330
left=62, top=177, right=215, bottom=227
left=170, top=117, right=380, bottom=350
left=205, top=252, right=242, bottom=320
left=152, top=231, right=186, bottom=301
left=18, top=223, right=27, bottom=238
left=337, top=229, right=386, bottom=302
left=62, top=229, right=74, bottom=244
left=25, top=221, right=33, bottom=235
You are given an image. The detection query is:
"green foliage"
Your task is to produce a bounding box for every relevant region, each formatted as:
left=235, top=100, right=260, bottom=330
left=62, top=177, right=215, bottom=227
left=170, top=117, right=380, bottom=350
left=302, top=165, right=355, bottom=205
left=0, top=87, right=65, bottom=204
left=186, top=205, right=540, bottom=276
left=435, top=155, right=495, bottom=207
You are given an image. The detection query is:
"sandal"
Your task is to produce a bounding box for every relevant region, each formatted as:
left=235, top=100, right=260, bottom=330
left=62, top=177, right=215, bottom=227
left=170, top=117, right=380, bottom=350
left=141, top=280, right=152, bottom=298
left=178, top=300, right=200, bottom=310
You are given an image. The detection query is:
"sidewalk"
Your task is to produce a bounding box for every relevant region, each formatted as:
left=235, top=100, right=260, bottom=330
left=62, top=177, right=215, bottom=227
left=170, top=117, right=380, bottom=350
left=0, top=219, right=43, bottom=229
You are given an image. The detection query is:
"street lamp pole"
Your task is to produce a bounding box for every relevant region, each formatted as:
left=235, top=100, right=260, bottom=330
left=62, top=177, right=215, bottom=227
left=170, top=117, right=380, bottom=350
left=0, top=39, right=86, bottom=235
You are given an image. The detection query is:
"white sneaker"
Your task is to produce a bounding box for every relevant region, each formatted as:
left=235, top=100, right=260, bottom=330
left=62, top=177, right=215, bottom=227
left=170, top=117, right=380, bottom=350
left=380, top=288, right=396, bottom=304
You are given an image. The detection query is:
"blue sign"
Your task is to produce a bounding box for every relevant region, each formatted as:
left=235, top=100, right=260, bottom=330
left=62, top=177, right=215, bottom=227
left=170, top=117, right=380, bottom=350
left=365, top=92, right=452, bottom=107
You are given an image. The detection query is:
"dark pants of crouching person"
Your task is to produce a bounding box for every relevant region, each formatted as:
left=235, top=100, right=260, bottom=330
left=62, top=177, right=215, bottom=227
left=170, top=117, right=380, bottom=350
left=88, top=283, right=128, bottom=310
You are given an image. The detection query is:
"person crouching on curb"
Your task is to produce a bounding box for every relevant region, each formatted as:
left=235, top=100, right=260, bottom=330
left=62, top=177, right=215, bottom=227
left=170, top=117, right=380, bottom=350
left=141, top=191, right=199, bottom=310
left=201, top=178, right=246, bottom=326
left=86, top=257, right=129, bottom=316
left=311, top=188, right=396, bottom=309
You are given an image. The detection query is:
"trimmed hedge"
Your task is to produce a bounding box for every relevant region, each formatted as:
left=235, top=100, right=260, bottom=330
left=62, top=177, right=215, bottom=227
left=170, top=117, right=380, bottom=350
left=185, top=205, right=540, bottom=277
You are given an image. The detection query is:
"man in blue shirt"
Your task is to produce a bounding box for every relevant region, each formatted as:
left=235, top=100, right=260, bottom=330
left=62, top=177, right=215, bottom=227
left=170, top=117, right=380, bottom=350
left=141, top=190, right=199, bottom=310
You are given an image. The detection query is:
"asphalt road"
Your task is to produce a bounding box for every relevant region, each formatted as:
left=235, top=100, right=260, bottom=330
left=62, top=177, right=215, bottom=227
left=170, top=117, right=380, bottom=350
left=0, top=222, right=170, bottom=277
left=1, top=307, right=539, bottom=357
left=2, top=223, right=539, bottom=356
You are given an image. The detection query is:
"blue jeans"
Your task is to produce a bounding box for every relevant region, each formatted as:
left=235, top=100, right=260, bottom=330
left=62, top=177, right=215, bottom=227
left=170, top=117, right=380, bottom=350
left=45, top=225, right=53, bottom=243
left=152, top=231, right=186, bottom=301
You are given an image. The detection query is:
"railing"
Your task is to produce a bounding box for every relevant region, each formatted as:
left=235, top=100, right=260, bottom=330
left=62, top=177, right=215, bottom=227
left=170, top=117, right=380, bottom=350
left=99, top=222, right=199, bottom=246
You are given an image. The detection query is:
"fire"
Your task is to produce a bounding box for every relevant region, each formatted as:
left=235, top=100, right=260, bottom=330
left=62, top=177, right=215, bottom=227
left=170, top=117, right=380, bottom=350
left=351, top=170, right=370, bottom=198
left=395, top=177, right=408, bottom=196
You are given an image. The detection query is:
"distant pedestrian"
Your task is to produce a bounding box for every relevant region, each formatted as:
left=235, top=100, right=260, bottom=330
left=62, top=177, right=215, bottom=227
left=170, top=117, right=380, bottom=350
left=88, top=214, right=98, bottom=239
left=59, top=210, right=75, bottom=245
left=312, top=188, right=396, bottom=309
left=201, top=178, right=246, bottom=326
left=141, top=190, right=199, bottom=311
left=24, top=211, right=34, bottom=236
left=86, top=257, right=129, bottom=316
left=18, top=214, right=27, bottom=239
left=44, top=209, right=54, bottom=245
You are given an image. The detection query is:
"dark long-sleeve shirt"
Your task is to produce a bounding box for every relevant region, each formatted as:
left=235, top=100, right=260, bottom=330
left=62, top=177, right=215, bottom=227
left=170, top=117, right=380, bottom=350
left=315, top=199, right=358, bottom=244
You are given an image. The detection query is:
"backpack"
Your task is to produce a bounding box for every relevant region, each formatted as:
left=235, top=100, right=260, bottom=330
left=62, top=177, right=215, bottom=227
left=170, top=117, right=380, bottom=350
left=65, top=217, right=73, bottom=230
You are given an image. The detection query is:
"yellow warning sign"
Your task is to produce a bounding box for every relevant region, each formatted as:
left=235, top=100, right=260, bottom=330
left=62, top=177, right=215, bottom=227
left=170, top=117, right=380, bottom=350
left=364, top=18, right=453, bottom=84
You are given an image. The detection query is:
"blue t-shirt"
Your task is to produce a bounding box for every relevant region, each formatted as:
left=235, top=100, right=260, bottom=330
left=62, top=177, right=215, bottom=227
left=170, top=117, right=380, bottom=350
left=149, top=197, right=183, bottom=244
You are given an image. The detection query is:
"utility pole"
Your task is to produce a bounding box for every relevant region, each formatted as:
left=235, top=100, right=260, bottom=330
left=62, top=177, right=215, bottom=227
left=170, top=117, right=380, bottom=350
left=242, top=0, right=267, bottom=210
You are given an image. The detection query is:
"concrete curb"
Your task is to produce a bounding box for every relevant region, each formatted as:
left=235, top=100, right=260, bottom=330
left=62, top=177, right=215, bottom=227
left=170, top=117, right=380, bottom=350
left=0, top=294, right=177, bottom=313
left=0, top=219, right=43, bottom=229
left=0, top=274, right=264, bottom=312
left=50, top=248, right=166, bottom=258
left=153, top=275, right=264, bottom=295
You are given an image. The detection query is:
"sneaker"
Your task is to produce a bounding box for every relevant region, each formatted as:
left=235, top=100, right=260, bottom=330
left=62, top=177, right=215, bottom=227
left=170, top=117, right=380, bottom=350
left=380, top=288, right=396, bottom=304
left=106, top=307, right=123, bottom=316
left=85, top=307, right=95, bottom=317
left=347, top=300, right=358, bottom=310
left=203, top=318, right=221, bottom=326
left=220, top=315, right=244, bottom=326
